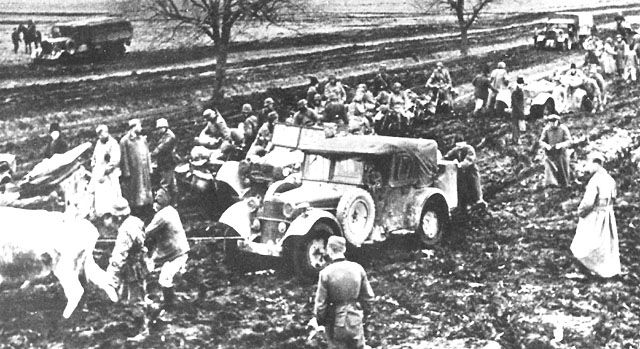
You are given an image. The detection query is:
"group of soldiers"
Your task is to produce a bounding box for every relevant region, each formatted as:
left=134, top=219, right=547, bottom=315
left=583, top=16, right=640, bottom=82
left=34, top=45, right=625, bottom=345
left=42, top=117, right=187, bottom=324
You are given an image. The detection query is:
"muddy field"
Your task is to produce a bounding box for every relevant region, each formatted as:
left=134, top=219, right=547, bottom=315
left=3, top=1, right=640, bottom=348
left=2, top=73, right=640, bottom=349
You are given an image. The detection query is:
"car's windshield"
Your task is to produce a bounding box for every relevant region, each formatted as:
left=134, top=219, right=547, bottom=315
left=302, top=154, right=363, bottom=184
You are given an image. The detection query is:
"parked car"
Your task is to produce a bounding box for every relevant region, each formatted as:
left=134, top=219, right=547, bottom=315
left=494, top=73, right=590, bottom=120
left=219, top=135, right=459, bottom=280
left=36, top=17, right=132, bottom=62
left=534, top=12, right=593, bottom=50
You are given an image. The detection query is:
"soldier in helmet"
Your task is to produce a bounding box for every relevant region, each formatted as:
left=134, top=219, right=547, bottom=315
left=292, top=99, right=319, bottom=126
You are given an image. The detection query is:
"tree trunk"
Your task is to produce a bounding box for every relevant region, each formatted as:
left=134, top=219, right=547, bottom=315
left=212, top=43, right=229, bottom=104
left=460, top=25, right=469, bottom=56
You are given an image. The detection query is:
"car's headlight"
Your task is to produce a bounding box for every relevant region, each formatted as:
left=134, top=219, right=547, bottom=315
left=273, top=166, right=283, bottom=179
left=251, top=218, right=261, bottom=231
left=278, top=222, right=288, bottom=234
left=283, top=202, right=295, bottom=218
left=247, top=197, right=260, bottom=212
left=282, top=167, right=293, bottom=177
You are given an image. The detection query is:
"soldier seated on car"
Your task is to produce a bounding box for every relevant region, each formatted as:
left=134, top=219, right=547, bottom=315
left=426, top=62, right=454, bottom=107
left=191, top=108, right=232, bottom=161
left=247, top=111, right=279, bottom=158
left=292, top=99, right=319, bottom=127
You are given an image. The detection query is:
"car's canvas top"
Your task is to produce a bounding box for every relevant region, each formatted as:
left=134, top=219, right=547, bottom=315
left=300, top=135, right=439, bottom=177
left=54, top=17, right=130, bottom=28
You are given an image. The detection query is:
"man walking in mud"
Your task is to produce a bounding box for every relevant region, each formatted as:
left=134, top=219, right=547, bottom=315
left=539, top=114, right=573, bottom=188
left=11, top=27, right=21, bottom=54
left=312, top=236, right=374, bottom=349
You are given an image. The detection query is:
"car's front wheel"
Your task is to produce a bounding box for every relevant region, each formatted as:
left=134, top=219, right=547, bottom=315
left=292, top=222, right=334, bottom=282
left=417, top=206, right=445, bottom=246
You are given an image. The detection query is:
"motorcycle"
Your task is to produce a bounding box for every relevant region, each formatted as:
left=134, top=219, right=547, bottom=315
left=175, top=139, right=245, bottom=217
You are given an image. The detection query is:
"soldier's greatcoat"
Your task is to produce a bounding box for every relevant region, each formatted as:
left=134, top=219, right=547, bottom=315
left=571, top=167, right=620, bottom=278
left=119, top=131, right=153, bottom=208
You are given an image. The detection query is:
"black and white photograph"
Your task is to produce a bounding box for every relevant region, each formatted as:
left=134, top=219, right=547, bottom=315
left=1, top=0, right=640, bottom=347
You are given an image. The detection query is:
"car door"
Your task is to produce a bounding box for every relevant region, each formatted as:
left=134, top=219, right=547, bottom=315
left=375, top=153, right=420, bottom=231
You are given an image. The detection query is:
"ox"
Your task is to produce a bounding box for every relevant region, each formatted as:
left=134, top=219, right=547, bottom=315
left=0, top=207, right=118, bottom=318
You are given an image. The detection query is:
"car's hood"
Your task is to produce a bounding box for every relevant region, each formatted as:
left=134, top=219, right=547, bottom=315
left=273, top=181, right=344, bottom=208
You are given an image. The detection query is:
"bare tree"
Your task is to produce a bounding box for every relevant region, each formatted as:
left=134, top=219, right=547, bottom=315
left=415, top=0, right=495, bottom=56
left=147, top=0, right=304, bottom=102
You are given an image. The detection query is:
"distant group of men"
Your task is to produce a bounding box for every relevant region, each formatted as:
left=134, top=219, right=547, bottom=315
left=10, top=20, right=40, bottom=55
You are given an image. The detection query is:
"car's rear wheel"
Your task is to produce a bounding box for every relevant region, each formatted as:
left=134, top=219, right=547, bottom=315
left=417, top=205, right=446, bottom=247
left=292, top=222, right=334, bottom=282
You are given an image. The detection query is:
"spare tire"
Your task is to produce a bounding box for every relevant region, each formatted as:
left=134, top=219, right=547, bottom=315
left=336, top=188, right=375, bottom=247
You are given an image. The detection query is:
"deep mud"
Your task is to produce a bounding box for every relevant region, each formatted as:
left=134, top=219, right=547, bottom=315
left=2, top=76, right=640, bottom=348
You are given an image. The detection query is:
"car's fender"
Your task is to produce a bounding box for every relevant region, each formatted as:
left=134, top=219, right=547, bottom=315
left=495, top=88, right=512, bottom=106
left=412, top=188, right=451, bottom=227
left=215, top=161, right=250, bottom=198
left=532, top=91, right=553, bottom=106
left=282, top=209, right=342, bottom=242
left=218, top=200, right=252, bottom=239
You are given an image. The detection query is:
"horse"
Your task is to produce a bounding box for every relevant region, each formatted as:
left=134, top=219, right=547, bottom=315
left=20, top=22, right=39, bottom=55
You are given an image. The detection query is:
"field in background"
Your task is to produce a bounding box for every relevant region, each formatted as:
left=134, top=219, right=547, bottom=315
left=3, top=0, right=640, bottom=15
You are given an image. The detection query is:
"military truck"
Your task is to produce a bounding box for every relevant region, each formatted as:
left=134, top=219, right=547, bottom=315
left=37, top=17, right=132, bottom=62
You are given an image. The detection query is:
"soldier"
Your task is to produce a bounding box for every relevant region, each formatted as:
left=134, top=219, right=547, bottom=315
left=90, top=125, right=123, bottom=218
left=151, top=118, right=177, bottom=205
left=11, top=27, right=20, bottom=54
left=144, top=190, right=190, bottom=316
left=43, top=122, right=68, bottom=159
left=105, top=198, right=147, bottom=303
left=443, top=135, right=487, bottom=210
left=247, top=111, right=279, bottom=158
left=258, top=97, right=279, bottom=126
left=292, top=99, right=319, bottom=126
left=510, top=76, right=525, bottom=145
left=313, top=236, right=374, bottom=349
left=425, top=62, right=453, bottom=107
left=488, top=61, right=509, bottom=111
left=324, top=74, right=347, bottom=103
left=471, top=65, right=495, bottom=116
left=323, top=93, right=349, bottom=125
left=120, top=118, right=153, bottom=219
left=570, top=152, right=620, bottom=279
left=193, top=108, right=233, bottom=161
left=371, top=63, right=391, bottom=95
left=539, top=114, right=573, bottom=188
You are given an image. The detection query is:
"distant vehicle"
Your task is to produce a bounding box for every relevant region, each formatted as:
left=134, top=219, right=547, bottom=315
left=219, top=135, right=459, bottom=280
left=534, top=12, right=594, bottom=50
left=36, top=17, right=132, bottom=62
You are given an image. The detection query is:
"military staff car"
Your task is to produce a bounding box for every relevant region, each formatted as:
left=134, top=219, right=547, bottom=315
left=219, top=135, right=459, bottom=280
